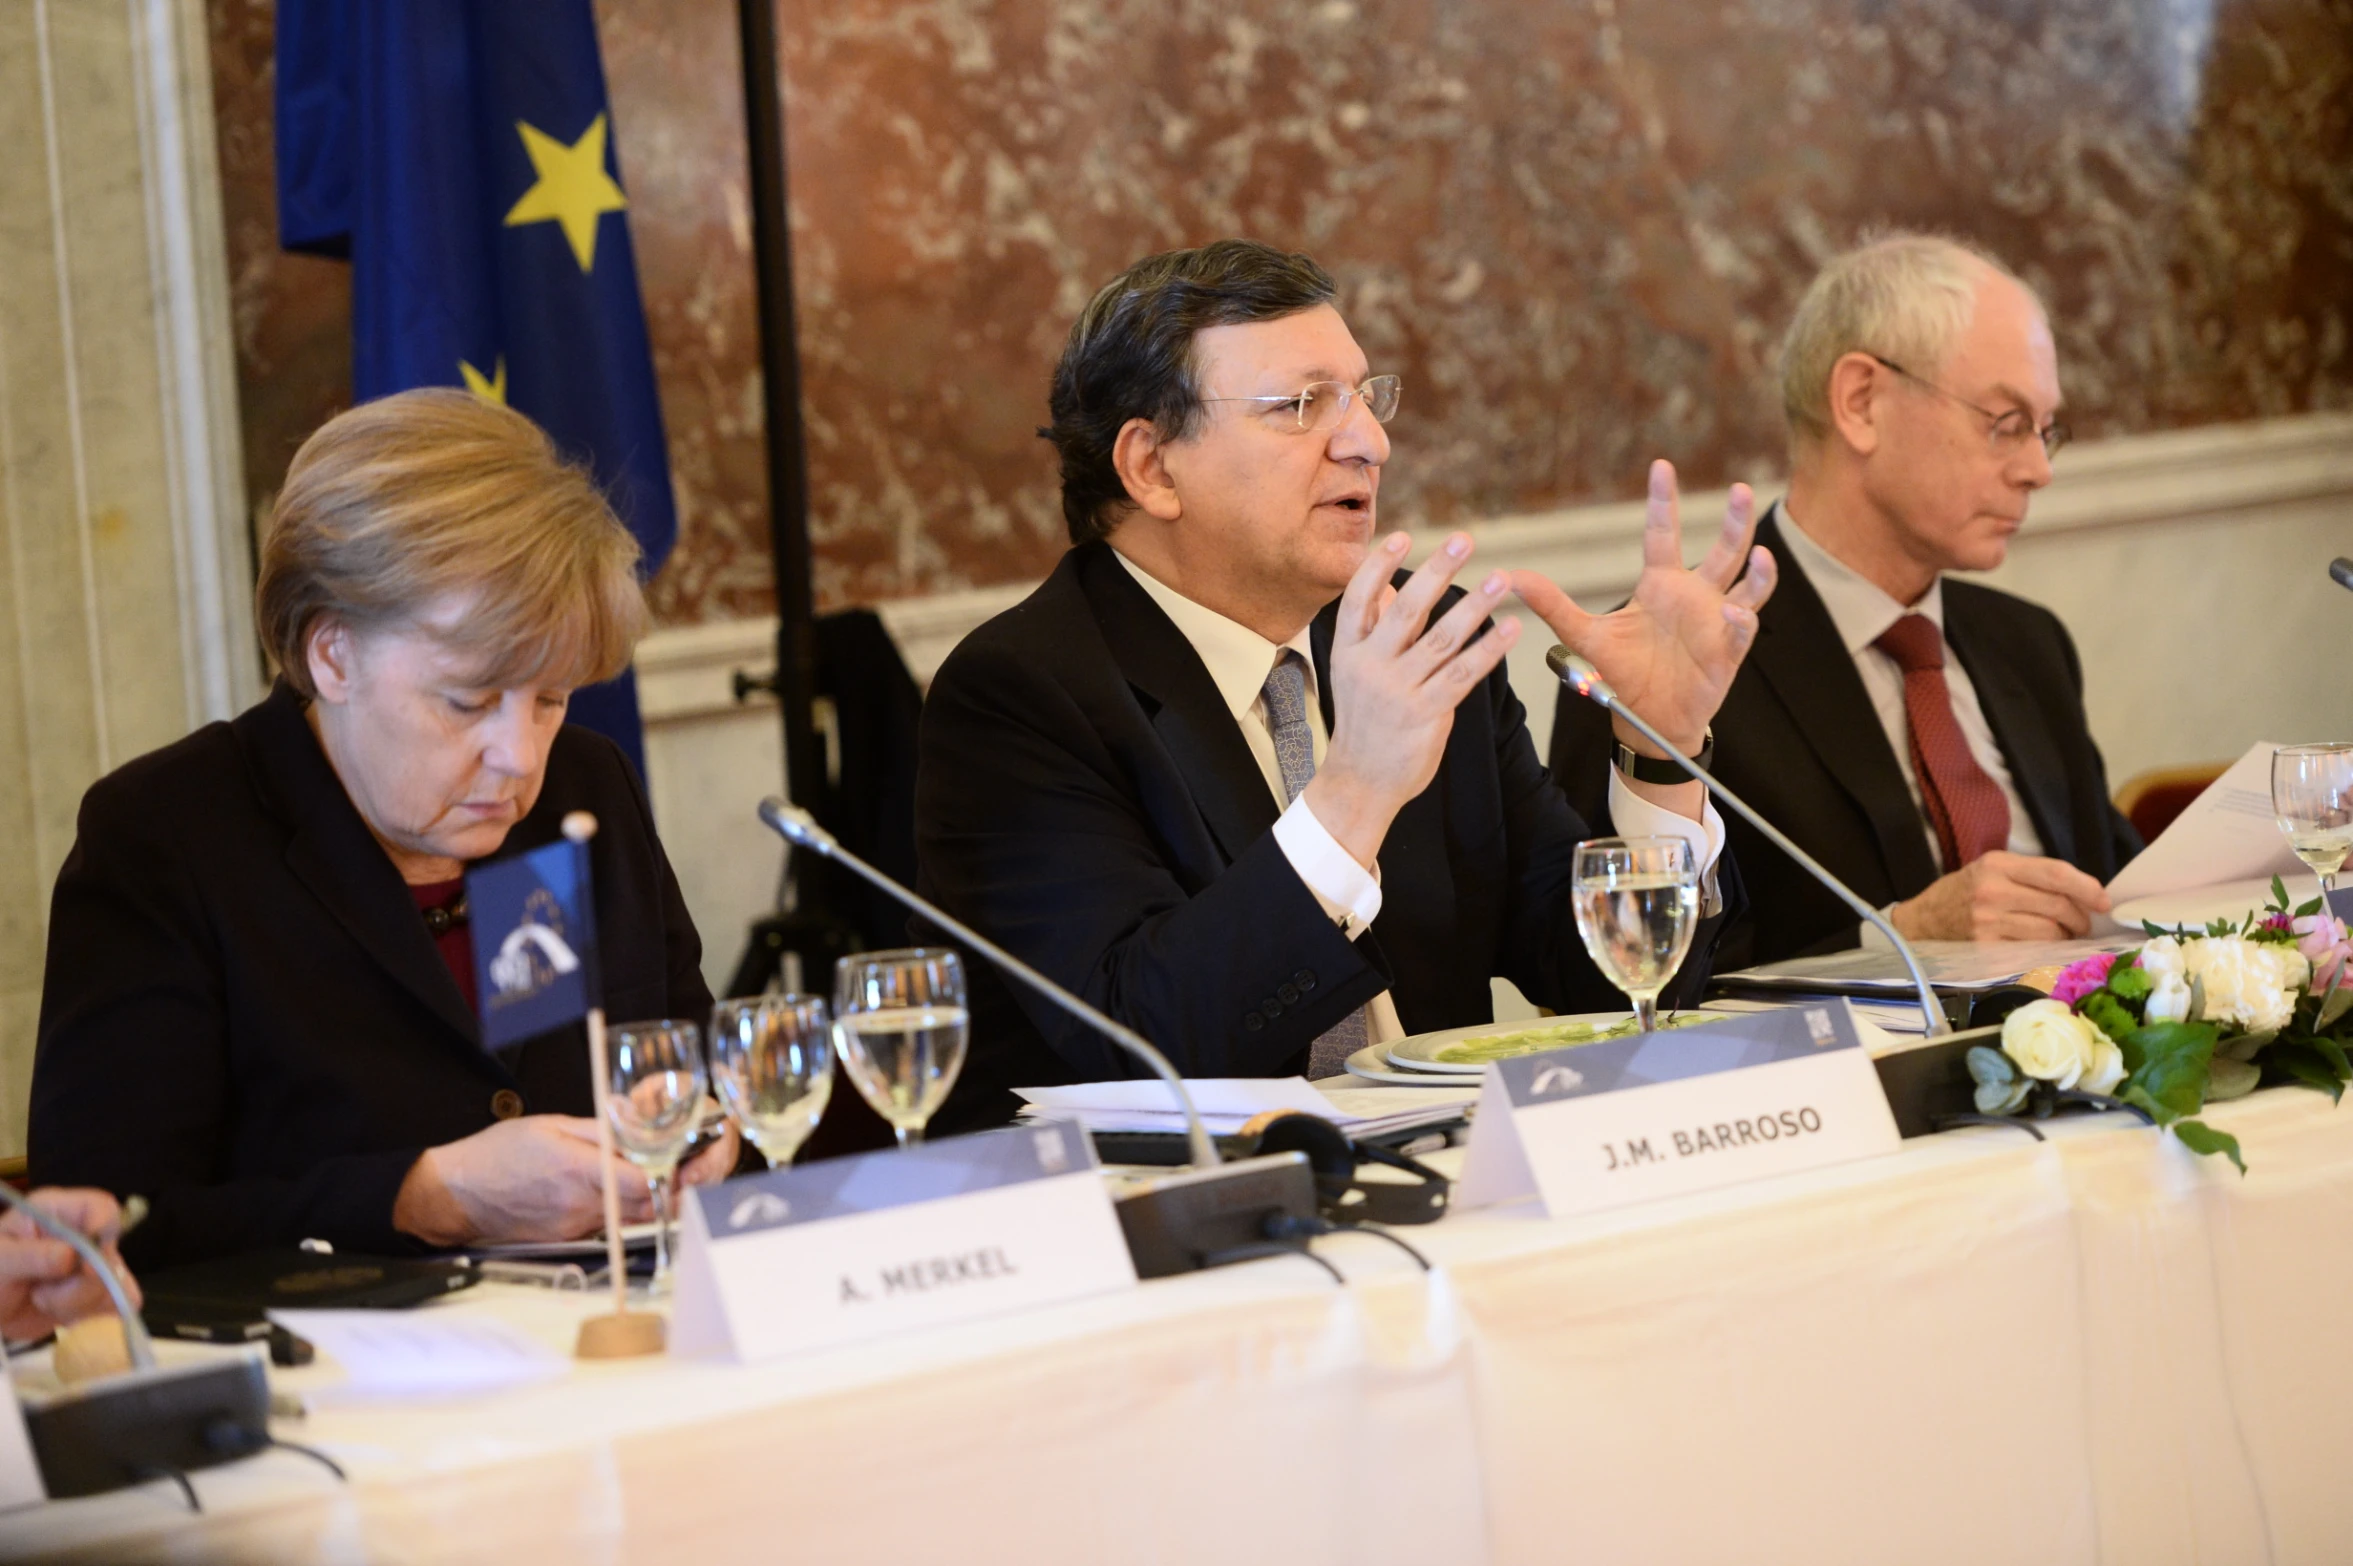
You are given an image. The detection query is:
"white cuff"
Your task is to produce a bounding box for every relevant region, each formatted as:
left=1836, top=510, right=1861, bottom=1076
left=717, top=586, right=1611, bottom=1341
left=1606, top=770, right=1728, bottom=914
left=1857, top=906, right=1901, bottom=951
left=1273, top=794, right=1383, bottom=937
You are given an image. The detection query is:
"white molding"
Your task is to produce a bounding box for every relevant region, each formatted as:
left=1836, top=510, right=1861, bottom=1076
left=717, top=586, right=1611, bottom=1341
left=128, top=0, right=258, bottom=726
left=631, top=409, right=2353, bottom=723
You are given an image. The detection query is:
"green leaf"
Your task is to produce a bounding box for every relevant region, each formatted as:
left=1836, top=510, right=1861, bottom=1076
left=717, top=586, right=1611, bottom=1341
left=2207, top=1058, right=2262, bottom=1101
left=2125, top=1021, right=2220, bottom=1119
left=2187, top=972, right=2209, bottom=1023
left=2121, top=1083, right=2180, bottom=1127
left=2107, top=961, right=2152, bottom=1003
left=2219, top=1028, right=2274, bottom=1062
left=2316, top=979, right=2353, bottom=1033
left=2171, top=1119, right=2247, bottom=1174
left=1966, top=1044, right=2017, bottom=1086
left=1976, top=1076, right=2033, bottom=1115
left=2296, top=896, right=2324, bottom=919
left=2313, top=1036, right=2351, bottom=1080
left=2268, top=1044, right=2347, bottom=1104
left=2272, top=874, right=2291, bottom=912
left=2144, top=921, right=2170, bottom=942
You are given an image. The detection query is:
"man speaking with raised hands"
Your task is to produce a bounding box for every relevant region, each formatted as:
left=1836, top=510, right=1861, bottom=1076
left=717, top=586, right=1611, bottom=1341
left=916, top=239, right=1777, bottom=1129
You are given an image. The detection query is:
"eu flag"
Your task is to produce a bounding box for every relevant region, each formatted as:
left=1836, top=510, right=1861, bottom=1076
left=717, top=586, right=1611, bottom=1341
left=276, top=0, right=675, bottom=783
left=467, top=834, right=602, bottom=1050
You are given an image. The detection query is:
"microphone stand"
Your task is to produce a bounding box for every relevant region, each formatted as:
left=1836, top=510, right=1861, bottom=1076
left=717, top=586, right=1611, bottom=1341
left=2330, top=557, right=2353, bottom=594
left=758, top=799, right=1219, bottom=1167
left=1546, top=646, right=1951, bottom=1037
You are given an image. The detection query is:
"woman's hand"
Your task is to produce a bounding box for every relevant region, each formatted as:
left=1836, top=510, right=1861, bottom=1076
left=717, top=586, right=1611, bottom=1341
left=0, top=1188, right=138, bottom=1342
left=393, top=1115, right=653, bottom=1248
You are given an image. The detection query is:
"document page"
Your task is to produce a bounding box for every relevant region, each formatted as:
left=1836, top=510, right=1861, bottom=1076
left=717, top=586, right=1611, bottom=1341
left=2106, top=742, right=2302, bottom=905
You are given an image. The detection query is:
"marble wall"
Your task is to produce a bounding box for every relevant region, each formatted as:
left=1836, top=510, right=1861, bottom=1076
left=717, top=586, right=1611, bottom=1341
left=207, top=0, right=2353, bottom=627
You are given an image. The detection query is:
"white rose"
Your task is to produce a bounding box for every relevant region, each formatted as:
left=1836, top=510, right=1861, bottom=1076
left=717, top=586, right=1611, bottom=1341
left=2137, top=937, right=2193, bottom=1023
left=2002, top=998, right=2099, bottom=1087
left=2145, top=978, right=2192, bottom=1023
left=2180, top=937, right=2310, bottom=1035
left=2080, top=1033, right=2127, bottom=1096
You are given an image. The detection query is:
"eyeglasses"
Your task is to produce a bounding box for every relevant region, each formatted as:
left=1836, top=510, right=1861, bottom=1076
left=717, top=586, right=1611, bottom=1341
left=1202, top=374, right=1402, bottom=434
left=1866, top=354, right=2070, bottom=458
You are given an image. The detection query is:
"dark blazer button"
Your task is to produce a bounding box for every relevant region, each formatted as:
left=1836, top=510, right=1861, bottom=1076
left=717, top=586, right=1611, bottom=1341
left=1243, top=1013, right=1265, bottom=1032
left=1277, top=983, right=1300, bottom=1005
left=491, top=1089, right=525, bottom=1120
left=1262, top=1001, right=1283, bottom=1020
left=1293, top=969, right=1316, bottom=991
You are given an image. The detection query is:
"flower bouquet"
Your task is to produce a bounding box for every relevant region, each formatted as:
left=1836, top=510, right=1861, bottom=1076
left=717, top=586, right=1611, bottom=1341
left=1967, top=878, right=2353, bottom=1170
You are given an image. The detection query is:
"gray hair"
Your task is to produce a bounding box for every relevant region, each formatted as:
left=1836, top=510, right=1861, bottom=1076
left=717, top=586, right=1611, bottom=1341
left=1776, top=232, right=2041, bottom=451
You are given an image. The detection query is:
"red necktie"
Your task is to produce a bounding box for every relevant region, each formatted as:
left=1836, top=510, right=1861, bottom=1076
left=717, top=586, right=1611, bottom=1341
left=1873, top=614, right=2010, bottom=871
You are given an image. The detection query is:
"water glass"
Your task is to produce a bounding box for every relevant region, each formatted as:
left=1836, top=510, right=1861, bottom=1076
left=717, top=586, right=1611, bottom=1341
left=604, top=1018, right=706, bottom=1288
left=710, top=993, right=834, bottom=1168
left=1571, top=836, right=1700, bottom=1034
left=832, top=948, right=968, bottom=1148
left=2273, top=743, right=2353, bottom=900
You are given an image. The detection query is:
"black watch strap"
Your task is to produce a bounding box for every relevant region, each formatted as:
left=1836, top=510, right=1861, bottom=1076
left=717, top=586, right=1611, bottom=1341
left=1613, top=728, right=1713, bottom=785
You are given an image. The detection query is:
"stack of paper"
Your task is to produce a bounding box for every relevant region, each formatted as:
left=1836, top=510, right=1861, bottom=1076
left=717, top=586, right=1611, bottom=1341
left=1719, top=935, right=2129, bottom=997
left=269, top=1309, right=569, bottom=1404
left=1014, top=1077, right=1472, bottom=1140
left=2105, top=742, right=2303, bottom=924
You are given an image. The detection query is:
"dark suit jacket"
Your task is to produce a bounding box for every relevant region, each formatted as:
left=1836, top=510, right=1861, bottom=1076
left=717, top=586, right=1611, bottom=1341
left=917, top=541, right=1737, bottom=1130
left=28, top=682, right=710, bottom=1270
left=1549, top=508, right=2140, bottom=970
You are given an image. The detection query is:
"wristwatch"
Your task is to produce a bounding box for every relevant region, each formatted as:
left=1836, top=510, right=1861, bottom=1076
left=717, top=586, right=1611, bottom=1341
left=1613, top=728, right=1713, bottom=785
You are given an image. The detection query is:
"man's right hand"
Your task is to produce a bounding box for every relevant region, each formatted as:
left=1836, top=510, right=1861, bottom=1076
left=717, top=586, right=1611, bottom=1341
left=393, top=1115, right=654, bottom=1248
left=1305, top=531, right=1520, bottom=868
left=0, top=1189, right=136, bottom=1341
left=1889, top=851, right=2113, bottom=942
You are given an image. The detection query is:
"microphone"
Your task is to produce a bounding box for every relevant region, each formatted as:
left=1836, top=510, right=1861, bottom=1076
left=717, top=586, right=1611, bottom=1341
left=757, top=799, right=1321, bottom=1277
left=0, top=1186, right=272, bottom=1501
left=1546, top=647, right=1950, bottom=1036
left=2332, top=558, right=2353, bottom=594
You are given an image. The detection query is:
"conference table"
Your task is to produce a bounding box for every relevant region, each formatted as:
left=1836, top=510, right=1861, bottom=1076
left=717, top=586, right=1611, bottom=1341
left=6, top=1082, right=2351, bottom=1564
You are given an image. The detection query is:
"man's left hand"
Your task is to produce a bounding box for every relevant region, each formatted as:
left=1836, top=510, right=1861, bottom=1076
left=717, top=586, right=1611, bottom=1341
left=1510, top=459, right=1776, bottom=752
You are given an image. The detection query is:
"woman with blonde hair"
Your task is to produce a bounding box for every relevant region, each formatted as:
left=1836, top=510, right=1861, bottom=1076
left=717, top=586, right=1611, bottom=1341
left=29, top=388, right=732, bottom=1270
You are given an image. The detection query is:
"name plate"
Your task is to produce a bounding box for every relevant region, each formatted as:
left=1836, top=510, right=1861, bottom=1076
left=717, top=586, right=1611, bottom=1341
left=670, top=1119, right=1136, bottom=1362
left=1457, top=1001, right=1900, bottom=1216
left=0, top=1355, right=43, bottom=1510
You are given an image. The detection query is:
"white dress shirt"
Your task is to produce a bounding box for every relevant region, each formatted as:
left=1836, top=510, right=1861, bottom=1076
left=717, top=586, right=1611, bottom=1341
left=1114, top=549, right=1725, bottom=1044
left=1772, top=504, right=2043, bottom=945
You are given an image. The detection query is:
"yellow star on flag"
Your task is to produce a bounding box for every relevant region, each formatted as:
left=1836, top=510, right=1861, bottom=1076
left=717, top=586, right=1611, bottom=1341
left=502, top=113, right=627, bottom=273
left=459, top=356, right=508, bottom=405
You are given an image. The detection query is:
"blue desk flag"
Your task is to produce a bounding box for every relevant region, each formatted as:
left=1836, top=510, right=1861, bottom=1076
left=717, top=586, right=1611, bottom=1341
left=468, top=837, right=602, bottom=1050
left=275, top=0, right=676, bottom=784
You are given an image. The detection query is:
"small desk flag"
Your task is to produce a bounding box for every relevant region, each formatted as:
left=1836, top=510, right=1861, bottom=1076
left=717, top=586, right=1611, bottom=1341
left=468, top=838, right=602, bottom=1051
left=275, top=0, right=676, bottom=782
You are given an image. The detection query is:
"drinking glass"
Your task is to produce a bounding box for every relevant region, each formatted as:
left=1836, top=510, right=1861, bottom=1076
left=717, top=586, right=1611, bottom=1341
left=604, top=1018, right=706, bottom=1289
left=832, top=948, right=968, bottom=1149
left=709, top=993, right=834, bottom=1168
left=1571, top=836, right=1701, bottom=1034
left=2274, top=743, right=2353, bottom=900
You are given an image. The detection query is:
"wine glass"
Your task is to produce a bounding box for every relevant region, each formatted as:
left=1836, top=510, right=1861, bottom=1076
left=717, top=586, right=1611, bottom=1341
left=2273, top=743, right=2353, bottom=902
left=709, top=993, right=834, bottom=1168
left=604, top=1019, right=706, bottom=1290
left=1571, top=836, right=1701, bottom=1034
left=832, top=948, right=968, bottom=1149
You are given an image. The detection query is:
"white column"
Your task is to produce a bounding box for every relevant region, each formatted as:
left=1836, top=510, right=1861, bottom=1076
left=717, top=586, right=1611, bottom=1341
left=0, top=0, right=257, bottom=1157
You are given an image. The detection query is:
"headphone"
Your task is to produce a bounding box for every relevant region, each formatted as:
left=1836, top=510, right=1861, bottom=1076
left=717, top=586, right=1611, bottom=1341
left=1241, top=1112, right=1450, bottom=1226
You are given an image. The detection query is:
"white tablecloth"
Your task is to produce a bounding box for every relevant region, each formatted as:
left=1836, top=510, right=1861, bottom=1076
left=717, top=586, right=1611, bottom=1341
left=7, top=1087, right=2351, bottom=1565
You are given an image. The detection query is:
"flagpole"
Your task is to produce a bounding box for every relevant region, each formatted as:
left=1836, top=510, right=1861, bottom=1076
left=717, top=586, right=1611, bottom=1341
left=566, top=812, right=665, bottom=1359
left=735, top=0, right=824, bottom=819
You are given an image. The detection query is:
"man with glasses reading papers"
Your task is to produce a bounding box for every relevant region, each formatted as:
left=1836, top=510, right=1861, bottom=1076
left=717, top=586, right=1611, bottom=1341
left=916, top=239, right=1779, bottom=1130
left=1551, top=233, right=2143, bottom=969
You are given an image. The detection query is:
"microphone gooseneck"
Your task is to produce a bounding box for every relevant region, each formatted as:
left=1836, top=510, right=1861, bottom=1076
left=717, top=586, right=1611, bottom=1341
left=757, top=798, right=1222, bottom=1168
left=2331, top=557, right=2353, bottom=594
left=0, top=1185, right=155, bottom=1370
left=1546, top=646, right=1951, bottom=1036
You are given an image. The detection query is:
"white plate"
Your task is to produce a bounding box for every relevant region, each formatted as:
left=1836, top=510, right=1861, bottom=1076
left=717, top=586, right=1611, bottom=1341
left=1384, top=1012, right=1666, bottom=1075
left=2109, top=875, right=2301, bottom=936
left=1342, top=1042, right=1435, bottom=1085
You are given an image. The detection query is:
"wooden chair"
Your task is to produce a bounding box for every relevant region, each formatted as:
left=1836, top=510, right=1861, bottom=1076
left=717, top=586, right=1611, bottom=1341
left=2114, top=762, right=2231, bottom=845
left=0, top=1155, right=27, bottom=1194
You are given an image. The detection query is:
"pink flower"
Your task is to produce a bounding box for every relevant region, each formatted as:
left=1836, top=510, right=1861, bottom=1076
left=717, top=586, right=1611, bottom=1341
left=2294, top=913, right=2353, bottom=994
left=2261, top=912, right=2296, bottom=934
left=2051, top=951, right=2119, bottom=1005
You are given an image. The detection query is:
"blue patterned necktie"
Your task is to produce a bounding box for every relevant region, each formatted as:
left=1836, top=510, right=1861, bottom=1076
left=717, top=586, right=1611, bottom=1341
left=1261, top=651, right=1370, bottom=1078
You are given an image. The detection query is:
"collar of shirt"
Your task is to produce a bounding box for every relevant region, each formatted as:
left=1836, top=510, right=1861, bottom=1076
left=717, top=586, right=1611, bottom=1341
left=1774, top=500, right=1947, bottom=657
left=1111, top=548, right=1319, bottom=720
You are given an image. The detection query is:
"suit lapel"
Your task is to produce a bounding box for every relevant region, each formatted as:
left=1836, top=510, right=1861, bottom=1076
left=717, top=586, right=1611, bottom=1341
left=243, top=686, right=487, bottom=1050
left=1748, top=509, right=1942, bottom=892
left=1944, top=595, right=2075, bottom=866
left=1078, top=545, right=1281, bottom=865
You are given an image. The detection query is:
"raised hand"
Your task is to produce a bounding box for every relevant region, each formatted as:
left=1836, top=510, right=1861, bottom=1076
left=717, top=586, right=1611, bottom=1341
left=0, top=1188, right=136, bottom=1341
left=1305, top=530, right=1521, bottom=868
left=1509, top=460, right=1776, bottom=752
